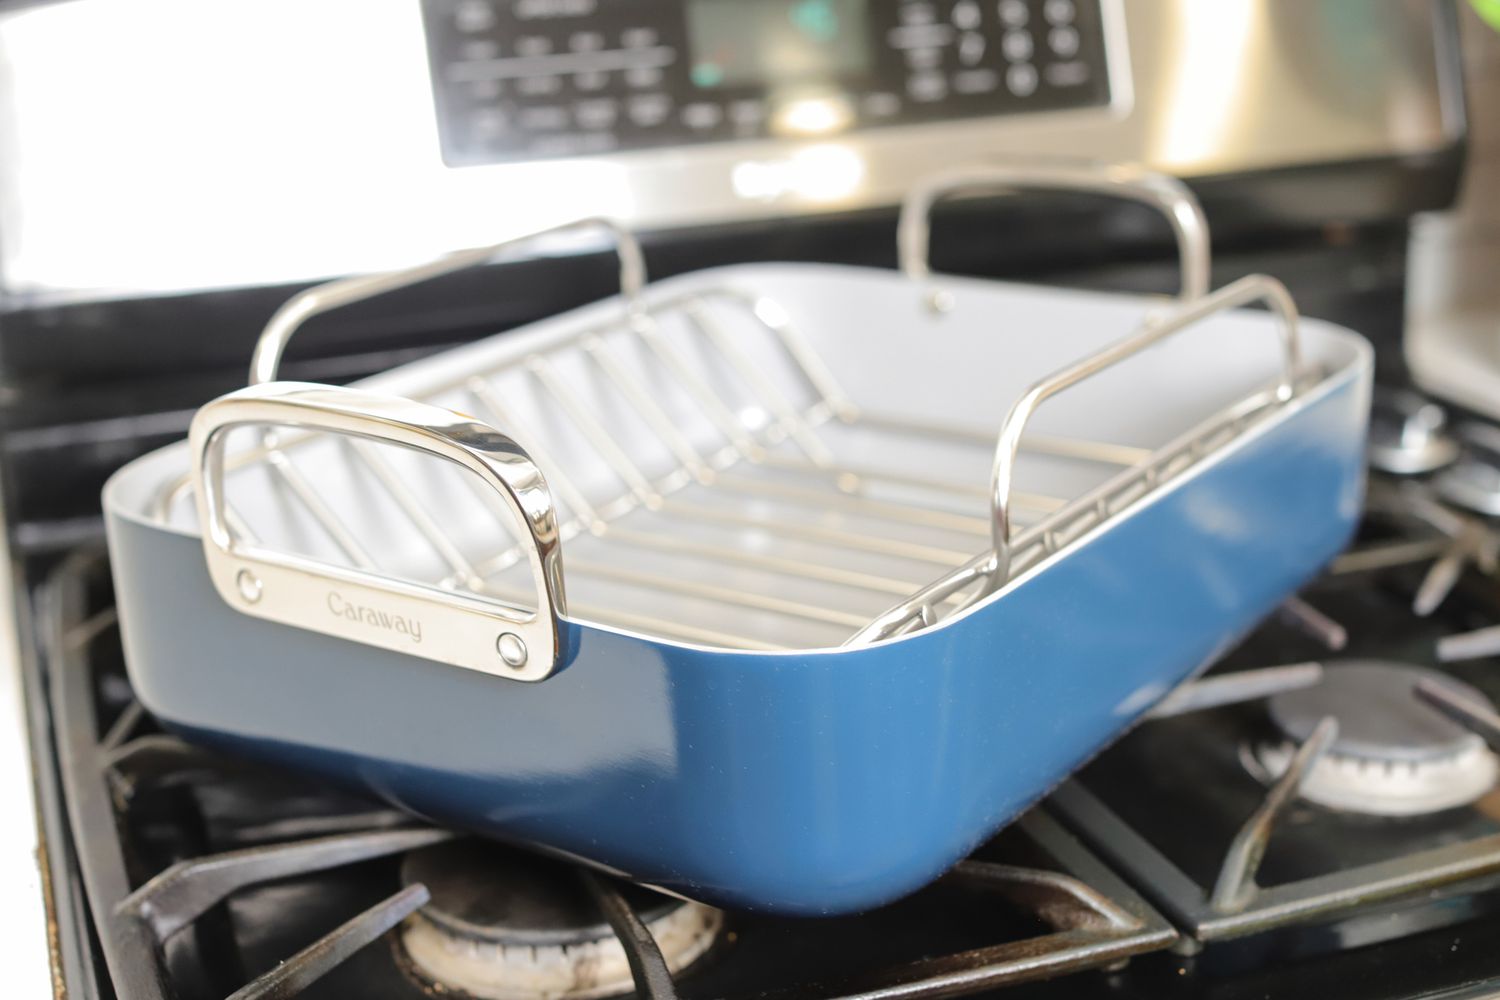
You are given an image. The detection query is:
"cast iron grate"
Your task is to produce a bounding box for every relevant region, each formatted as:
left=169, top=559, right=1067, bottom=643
left=1051, top=477, right=1500, bottom=952
left=38, top=549, right=1179, bottom=1000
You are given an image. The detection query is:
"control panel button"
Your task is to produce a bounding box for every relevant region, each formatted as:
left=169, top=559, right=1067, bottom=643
left=953, top=68, right=999, bottom=94
left=1049, top=25, right=1080, bottom=57
left=906, top=46, right=943, bottom=71
left=1001, top=29, right=1033, bottom=62
left=471, top=107, right=509, bottom=140
left=454, top=0, right=496, bottom=33
left=1045, top=61, right=1090, bottom=87
left=1005, top=62, right=1039, bottom=96
left=907, top=71, right=948, bottom=102
left=627, top=93, right=672, bottom=126
left=958, top=32, right=987, bottom=65
left=889, top=23, right=955, bottom=50
left=573, top=70, right=609, bottom=91
left=574, top=98, right=618, bottom=129
left=1043, top=0, right=1075, bottom=25
left=569, top=31, right=604, bottom=51
left=518, top=105, right=569, bottom=130
left=468, top=78, right=504, bottom=101
left=681, top=102, right=723, bottom=129
left=514, top=35, right=553, bottom=57
left=461, top=39, right=500, bottom=61
left=512, top=0, right=601, bottom=17
left=517, top=74, right=563, bottom=96
left=997, top=0, right=1029, bottom=27
left=952, top=0, right=982, bottom=30
left=621, top=27, right=658, bottom=48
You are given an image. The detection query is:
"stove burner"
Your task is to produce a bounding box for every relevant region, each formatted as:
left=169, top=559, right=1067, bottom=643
left=1433, top=423, right=1500, bottom=517
left=398, top=840, right=723, bottom=1000
left=1250, top=660, right=1499, bottom=816
left=1367, top=389, right=1460, bottom=475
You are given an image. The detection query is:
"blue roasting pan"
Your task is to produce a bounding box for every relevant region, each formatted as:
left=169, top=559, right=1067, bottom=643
left=103, top=255, right=1371, bottom=915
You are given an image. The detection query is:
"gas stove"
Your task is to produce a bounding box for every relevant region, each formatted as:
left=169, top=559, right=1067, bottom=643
left=7, top=159, right=1497, bottom=994
left=1056, top=485, right=1500, bottom=963
left=2, top=0, right=1492, bottom=993
left=14, top=379, right=1500, bottom=999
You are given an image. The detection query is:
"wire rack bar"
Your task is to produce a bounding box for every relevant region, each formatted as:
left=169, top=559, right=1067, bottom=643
left=166, top=259, right=1300, bottom=652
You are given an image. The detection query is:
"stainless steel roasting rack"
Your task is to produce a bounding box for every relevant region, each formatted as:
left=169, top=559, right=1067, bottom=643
left=153, top=164, right=1310, bottom=653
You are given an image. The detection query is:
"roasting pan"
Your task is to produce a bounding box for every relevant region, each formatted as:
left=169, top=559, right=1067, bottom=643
left=103, top=165, right=1373, bottom=914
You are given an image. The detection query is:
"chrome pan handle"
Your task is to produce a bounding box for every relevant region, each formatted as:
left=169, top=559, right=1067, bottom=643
left=251, top=217, right=647, bottom=385
left=897, top=162, right=1211, bottom=310
left=849, top=274, right=1302, bottom=646
left=989, top=274, right=1301, bottom=583
left=190, top=382, right=567, bottom=682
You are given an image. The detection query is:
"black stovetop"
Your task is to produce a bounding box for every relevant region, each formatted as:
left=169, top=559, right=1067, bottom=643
left=24, top=476, right=1500, bottom=1000
left=16, top=218, right=1500, bottom=999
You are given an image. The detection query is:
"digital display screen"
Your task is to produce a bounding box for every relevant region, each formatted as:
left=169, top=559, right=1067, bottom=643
left=686, top=0, right=870, bottom=88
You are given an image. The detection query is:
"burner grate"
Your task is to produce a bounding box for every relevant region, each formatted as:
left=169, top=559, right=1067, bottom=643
left=1052, top=499, right=1500, bottom=951
left=37, top=549, right=1179, bottom=1000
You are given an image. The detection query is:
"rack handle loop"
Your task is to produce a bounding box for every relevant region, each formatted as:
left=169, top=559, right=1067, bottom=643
left=251, top=217, right=646, bottom=386
left=897, top=162, right=1211, bottom=311
left=989, top=273, right=1301, bottom=585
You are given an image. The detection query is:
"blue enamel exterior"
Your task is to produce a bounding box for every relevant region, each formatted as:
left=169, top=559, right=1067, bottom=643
left=105, top=365, right=1368, bottom=915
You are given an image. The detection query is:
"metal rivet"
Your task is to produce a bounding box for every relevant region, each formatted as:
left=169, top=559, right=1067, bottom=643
left=496, top=632, right=527, bottom=668
left=235, top=569, right=263, bottom=603
left=926, top=288, right=955, bottom=314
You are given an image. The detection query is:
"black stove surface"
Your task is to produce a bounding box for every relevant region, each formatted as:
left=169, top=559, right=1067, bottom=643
left=22, top=483, right=1500, bottom=1000
left=15, top=225, right=1500, bottom=1000
left=35, top=550, right=1187, bottom=1000
left=1077, top=575, right=1500, bottom=892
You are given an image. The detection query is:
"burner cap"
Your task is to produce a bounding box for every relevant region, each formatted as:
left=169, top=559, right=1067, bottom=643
left=1367, top=390, right=1460, bottom=475
left=1252, top=660, right=1499, bottom=816
left=399, top=840, right=723, bottom=1000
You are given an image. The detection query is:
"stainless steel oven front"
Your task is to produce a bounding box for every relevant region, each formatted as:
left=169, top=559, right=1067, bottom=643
left=0, top=0, right=1465, bottom=300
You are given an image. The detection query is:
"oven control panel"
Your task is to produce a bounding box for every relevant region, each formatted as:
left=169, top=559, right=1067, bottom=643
left=421, top=0, right=1114, bottom=166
